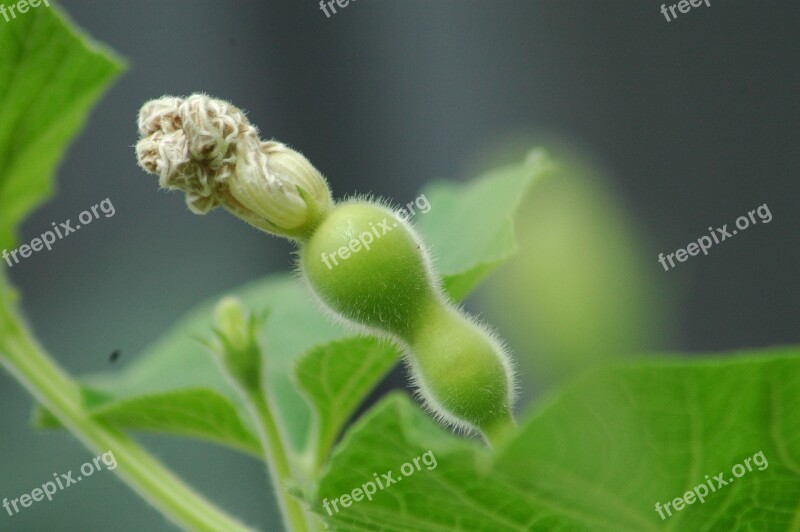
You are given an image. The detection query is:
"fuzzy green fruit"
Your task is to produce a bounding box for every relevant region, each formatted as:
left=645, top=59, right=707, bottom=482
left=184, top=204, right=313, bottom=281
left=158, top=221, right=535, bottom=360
left=301, top=201, right=515, bottom=438
left=135, top=94, right=517, bottom=446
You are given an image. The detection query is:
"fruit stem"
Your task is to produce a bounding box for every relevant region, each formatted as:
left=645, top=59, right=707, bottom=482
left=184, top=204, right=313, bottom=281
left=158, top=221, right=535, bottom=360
left=481, top=410, right=518, bottom=450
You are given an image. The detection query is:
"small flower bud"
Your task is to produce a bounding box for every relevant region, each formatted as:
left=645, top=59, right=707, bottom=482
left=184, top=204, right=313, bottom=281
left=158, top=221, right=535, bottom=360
left=135, top=94, right=332, bottom=239
left=210, top=297, right=264, bottom=394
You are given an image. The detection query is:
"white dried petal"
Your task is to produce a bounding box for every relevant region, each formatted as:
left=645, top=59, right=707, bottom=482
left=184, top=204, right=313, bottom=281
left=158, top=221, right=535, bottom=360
left=135, top=93, right=332, bottom=237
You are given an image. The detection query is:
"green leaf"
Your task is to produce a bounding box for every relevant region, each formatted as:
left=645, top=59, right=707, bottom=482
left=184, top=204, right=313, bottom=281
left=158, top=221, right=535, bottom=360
left=0, top=3, right=124, bottom=248
left=316, top=347, right=800, bottom=531
left=34, top=389, right=263, bottom=457
left=421, top=150, right=552, bottom=300
left=78, top=275, right=344, bottom=452
left=295, top=337, right=399, bottom=466
left=315, top=393, right=530, bottom=531
left=48, top=152, right=544, bottom=457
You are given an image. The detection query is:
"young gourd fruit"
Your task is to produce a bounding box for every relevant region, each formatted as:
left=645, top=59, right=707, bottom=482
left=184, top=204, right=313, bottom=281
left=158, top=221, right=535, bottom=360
left=136, top=94, right=516, bottom=444
left=302, top=201, right=515, bottom=437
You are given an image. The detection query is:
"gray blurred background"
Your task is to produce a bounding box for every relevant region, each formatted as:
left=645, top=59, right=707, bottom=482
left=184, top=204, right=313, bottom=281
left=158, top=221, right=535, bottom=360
left=1, top=1, right=798, bottom=530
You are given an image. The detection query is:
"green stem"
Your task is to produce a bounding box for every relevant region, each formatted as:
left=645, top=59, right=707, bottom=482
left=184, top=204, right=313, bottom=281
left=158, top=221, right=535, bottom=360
left=245, top=389, right=313, bottom=532
left=0, top=292, right=253, bottom=532
left=211, top=297, right=319, bottom=531
left=480, top=411, right=518, bottom=450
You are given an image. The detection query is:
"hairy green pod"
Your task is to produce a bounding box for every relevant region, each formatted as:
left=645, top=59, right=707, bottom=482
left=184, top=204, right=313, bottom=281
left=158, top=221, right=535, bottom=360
left=135, top=93, right=516, bottom=442
left=301, top=200, right=515, bottom=437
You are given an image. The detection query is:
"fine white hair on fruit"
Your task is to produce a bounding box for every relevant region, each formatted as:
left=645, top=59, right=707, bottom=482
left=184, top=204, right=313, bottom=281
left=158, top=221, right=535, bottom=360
left=296, top=201, right=517, bottom=434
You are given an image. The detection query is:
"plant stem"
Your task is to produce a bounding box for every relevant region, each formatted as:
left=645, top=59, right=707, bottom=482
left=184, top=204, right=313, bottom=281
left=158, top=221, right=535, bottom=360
left=212, top=297, right=318, bottom=531
left=481, top=411, right=518, bottom=450
left=0, top=291, right=254, bottom=532
left=245, top=388, right=314, bottom=532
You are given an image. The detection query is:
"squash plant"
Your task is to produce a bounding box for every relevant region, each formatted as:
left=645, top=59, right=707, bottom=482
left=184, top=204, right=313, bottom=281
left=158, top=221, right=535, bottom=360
left=0, top=5, right=798, bottom=532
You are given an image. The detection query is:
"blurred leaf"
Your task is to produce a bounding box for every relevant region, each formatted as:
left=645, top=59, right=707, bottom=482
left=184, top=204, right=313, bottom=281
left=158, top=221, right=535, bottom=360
left=26, top=275, right=342, bottom=454
left=0, top=3, right=124, bottom=249
left=316, top=347, right=800, bottom=531
left=44, top=153, right=544, bottom=455
left=481, top=147, right=665, bottom=386
left=77, top=275, right=343, bottom=452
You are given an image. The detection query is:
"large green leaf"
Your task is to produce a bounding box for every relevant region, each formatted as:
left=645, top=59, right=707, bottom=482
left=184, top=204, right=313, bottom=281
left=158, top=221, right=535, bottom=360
left=315, top=347, right=800, bottom=531
left=47, top=154, right=546, bottom=457
left=0, top=2, right=124, bottom=249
